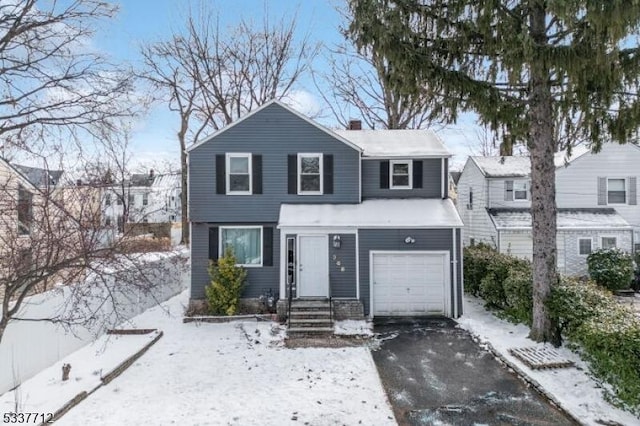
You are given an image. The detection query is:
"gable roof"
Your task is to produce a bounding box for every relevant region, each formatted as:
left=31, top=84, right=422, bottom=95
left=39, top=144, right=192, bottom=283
left=10, top=163, right=63, bottom=189
left=186, top=100, right=362, bottom=153
left=470, top=143, right=593, bottom=178
left=333, top=129, right=451, bottom=158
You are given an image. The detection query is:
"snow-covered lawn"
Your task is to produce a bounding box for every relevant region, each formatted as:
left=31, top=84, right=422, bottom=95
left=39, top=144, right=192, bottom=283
left=458, top=295, right=640, bottom=426
left=48, top=290, right=394, bottom=426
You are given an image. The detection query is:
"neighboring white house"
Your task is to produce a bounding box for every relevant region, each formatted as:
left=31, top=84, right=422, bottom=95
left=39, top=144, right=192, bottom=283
left=457, top=143, right=640, bottom=275
left=102, top=171, right=181, bottom=231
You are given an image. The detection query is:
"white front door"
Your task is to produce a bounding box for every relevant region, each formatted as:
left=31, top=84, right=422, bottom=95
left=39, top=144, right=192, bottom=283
left=298, top=235, right=329, bottom=297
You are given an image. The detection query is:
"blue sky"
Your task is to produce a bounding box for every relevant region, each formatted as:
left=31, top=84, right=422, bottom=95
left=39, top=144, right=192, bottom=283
left=91, top=0, right=478, bottom=170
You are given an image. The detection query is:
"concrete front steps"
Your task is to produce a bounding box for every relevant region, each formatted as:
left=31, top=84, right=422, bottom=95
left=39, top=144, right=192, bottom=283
left=287, top=298, right=333, bottom=338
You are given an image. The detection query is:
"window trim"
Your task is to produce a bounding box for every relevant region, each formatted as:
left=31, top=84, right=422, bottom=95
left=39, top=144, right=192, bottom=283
left=600, top=236, right=618, bottom=250
left=606, top=177, right=627, bottom=205
left=17, top=185, right=33, bottom=236
left=389, top=160, right=413, bottom=190
left=513, top=180, right=529, bottom=201
left=578, top=237, right=593, bottom=256
left=297, top=153, right=323, bottom=195
left=226, top=153, right=252, bottom=195
left=219, top=225, right=263, bottom=267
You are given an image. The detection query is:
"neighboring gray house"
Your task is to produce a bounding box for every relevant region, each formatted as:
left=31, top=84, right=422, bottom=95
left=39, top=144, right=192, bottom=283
left=456, top=143, right=640, bottom=276
left=188, top=100, right=464, bottom=320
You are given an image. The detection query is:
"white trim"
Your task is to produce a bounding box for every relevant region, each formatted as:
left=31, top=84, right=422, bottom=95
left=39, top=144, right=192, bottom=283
left=459, top=228, right=465, bottom=315
left=358, top=153, right=362, bottom=203
left=297, top=153, right=323, bottom=195
left=186, top=99, right=363, bottom=153
left=279, top=225, right=463, bottom=231
left=369, top=250, right=451, bottom=318
left=606, top=177, right=628, bottom=205
left=219, top=225, right=263, bottom=267
left=355, top=229, right=360, bottom=300
left=361, top=155, right=452, bottom=160
left=277, top=226, right=357, bottom=234
left=225, top=153, right=252, bottom=195
left=279, top=231, right=287, bottom=299
left=495, top=226, right=633, bottom=231
left=452, top=228, right=458, bottom=318
left=389, top=160, right=412, bottom=190
left=578, top=237, right=593, bottom=256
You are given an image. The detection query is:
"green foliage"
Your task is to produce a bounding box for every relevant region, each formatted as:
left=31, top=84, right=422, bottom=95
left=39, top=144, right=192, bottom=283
left=587, top=248, right=634, bottom=291
left=464, top=244, right=533, bottom=324
left=205, top=249, right=247, bottom=316
left=549, top=279, right=640, bottom=412
left=463, top=243, right=497, bottom=296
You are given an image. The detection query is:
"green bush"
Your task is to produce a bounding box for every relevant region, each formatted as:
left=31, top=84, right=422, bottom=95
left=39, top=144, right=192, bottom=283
left=549, top=278, right=640, bottom=411
left=587, top=248, right=634, bottom=291
left=205, top=248, right=247, bottom=316
left=463, top=243, right=499, bottom=296
left=502, top=261, right=533, bottom=325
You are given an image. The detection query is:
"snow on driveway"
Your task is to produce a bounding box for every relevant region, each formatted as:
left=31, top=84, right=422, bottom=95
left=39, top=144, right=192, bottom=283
left=57, top=291, right=395, bottom=426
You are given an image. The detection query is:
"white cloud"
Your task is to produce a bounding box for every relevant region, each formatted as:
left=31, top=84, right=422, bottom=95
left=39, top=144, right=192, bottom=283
left=281, top=89, right=322, bottom=118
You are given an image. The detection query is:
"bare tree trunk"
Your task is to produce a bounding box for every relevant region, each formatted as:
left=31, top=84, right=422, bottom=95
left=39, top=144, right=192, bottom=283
left=528, top=1, right=560, bottom=345
left=180, top=142, right=189, bottom=245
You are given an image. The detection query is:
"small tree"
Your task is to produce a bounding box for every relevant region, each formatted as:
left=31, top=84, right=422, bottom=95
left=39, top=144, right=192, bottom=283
left=587, top=249, right=634, bottom=292
left=205, top=249, right=247, bottom=316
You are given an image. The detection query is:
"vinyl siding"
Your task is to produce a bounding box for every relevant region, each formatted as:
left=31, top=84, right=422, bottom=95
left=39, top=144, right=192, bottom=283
left=456, top=159, right=498, bottom=246
left=358, top=228, right=460, bottom=317
left=190, top=222, right=280, bottom=299
left=488, top=178, right=532, bottom=208
left=361, top=158, right=442, bottom=199
left=189, top=103, right=360, bottom=223
left=329, top=234, right=357, bottom=298
left=556, top=143, right=640, bottom=236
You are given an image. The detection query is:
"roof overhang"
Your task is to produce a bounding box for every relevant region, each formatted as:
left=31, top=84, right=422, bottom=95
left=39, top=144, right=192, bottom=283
left=278, top=199, right=464, bottom=229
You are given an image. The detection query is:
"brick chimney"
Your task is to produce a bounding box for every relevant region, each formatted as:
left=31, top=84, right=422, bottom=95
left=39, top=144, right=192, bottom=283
left=348, top=119, right=362, bottom=130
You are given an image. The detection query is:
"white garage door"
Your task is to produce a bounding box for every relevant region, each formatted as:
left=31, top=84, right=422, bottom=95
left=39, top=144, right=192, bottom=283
left=372, top=251, right=450, bottom=316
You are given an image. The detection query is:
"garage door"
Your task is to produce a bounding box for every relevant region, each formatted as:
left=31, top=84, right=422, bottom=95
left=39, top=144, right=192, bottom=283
left=372, top=252, right=449, bottom=316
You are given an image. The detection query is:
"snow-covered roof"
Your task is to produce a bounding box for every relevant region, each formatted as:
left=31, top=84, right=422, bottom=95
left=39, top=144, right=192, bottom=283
left=471, top=156, right=530, bottom=177
left=488, top=208, right=631, bottom=230
left=333, top=129, right=450, bottom=158
left=151, top=173, right=180, bottom=189
left=278, top=199, right=463, bottom=228
left=471, top=144, right=593, bottom=177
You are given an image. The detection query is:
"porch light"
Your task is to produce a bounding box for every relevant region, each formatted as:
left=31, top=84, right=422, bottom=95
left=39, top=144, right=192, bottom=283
left=404, top=236, right=416, bottom=244
left=333, top=235, right=341, bottom=248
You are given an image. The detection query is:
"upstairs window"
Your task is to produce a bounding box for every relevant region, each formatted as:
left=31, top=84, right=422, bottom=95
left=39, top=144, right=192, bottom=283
left=17, top=186, right=33, bottom=236
left=298, top=153, right=323, bottom=194
left=514, top=181, right=528, bottom=200
left=390, top=160, right=412, bottom=189
left=104, top=193, right=111, bottom=206
left=467, top=188, right=474, bottom=210
left=607, top=178, right=626, bottom=204
left=226, top=153, right=252, bottom=194
left=143, top=193, right=149, bottom=206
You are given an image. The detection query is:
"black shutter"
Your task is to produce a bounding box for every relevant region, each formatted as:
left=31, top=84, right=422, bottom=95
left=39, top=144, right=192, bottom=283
left=208, top=227, right=219, bottom=260
left=263, top=226, right=273, bottom=266
left=324, top=154, right=334, bottom=194
left=288, top=154, right=297, bottom=194
left=215, top=155, right=225, bottom=194
left=252, top=154, right=262, bottom=194
left=413, top=160, right=423, bottom=189
left=380, top=160, right=389, bottom=189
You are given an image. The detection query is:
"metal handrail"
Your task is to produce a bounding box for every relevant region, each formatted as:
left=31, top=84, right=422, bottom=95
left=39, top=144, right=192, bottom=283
left=287, top=268, right=294, bottom=327
left=328, top=271, right=333, bottom=324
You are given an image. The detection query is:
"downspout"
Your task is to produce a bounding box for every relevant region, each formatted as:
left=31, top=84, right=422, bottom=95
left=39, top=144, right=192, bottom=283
left=452, top=228, right=458, bottom=318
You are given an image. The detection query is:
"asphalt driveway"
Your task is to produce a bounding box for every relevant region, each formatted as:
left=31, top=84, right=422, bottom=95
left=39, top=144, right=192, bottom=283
left=372, top=318, right=576, bottom=426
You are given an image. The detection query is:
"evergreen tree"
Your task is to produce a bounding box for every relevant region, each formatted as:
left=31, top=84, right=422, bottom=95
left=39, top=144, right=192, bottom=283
left=206, top=249, right=247, bottom=316
left=348, top=0, right=640, bottom=344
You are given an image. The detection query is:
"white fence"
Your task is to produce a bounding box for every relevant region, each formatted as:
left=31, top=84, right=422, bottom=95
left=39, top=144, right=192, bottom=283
left=0, top=250, right=189, bottom=395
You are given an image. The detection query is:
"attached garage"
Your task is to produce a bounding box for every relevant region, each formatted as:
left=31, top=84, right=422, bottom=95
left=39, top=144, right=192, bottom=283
left=371, top=251, right=450, bottom=317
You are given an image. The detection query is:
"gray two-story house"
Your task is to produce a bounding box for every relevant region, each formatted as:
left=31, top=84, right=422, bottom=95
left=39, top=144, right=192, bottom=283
left=188, top=100, right=464, bottom=320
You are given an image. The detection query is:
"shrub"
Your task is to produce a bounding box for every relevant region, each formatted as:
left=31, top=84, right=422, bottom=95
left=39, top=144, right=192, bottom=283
left=587, top=248, right=634, bottom=291
left=205, top=248, right=247, bottom=316
left=502, top=261, right=533, bottom=325
left=463, top=243, right=498, bottom=296
left=549, top=278, right=640, bottom=411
